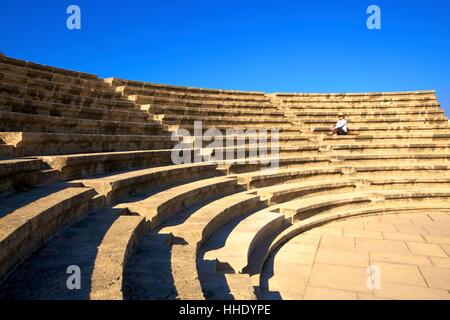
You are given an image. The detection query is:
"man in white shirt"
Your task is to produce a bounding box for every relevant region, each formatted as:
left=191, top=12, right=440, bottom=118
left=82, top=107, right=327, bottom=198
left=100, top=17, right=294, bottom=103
left=330, top=113, right=349, bottom=135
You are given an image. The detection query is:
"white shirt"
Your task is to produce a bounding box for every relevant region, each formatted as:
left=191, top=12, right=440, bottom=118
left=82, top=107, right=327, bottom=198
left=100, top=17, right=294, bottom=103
left=335, top=119, right=348, bottom=132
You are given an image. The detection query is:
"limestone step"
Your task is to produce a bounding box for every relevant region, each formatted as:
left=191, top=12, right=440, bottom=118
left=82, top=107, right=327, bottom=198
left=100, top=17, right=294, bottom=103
left=144, top=103, right=285, bottom=117
left=303, top=118, right=448, bottom=127
left=0, top=55, right=98, bottom=81
left=132, top=95, right=275, bottom=109
left=0, top=206, right=145, bottom=299
left=0, top=111, right=165, bottom=136
left=115, top=175, right=241, bottom=230
left=234, top=161, right=450, bottom=187
left=284, top=103, right=441, bottom=112
left=39, top=149, right=189, bottom=180
left=0, top=132, right=175, bottom=156
left=158, top=191, right=266, bottom=299
left=0, top=62, right=111, bottom=90
left=0, top=184, right=96, bottom=284
left=221, top=154, right=450, bottom=175
left=158, top=113, right=288, bottom=125
left=312, top=125, right=450, bottom=135
left=0, top=94, right=149, bottom=123
left=0, top=82, right=136, bottom=110
left=0, top=158, right=44, bottom=196
left=108, top=77, right=266, bottom=97
left=279, top=189, right=450, bottom=221
left=90, top=210, right=148, bottom=300
left=327, top=143, right=450, bottom=154
left=275, top=91, right=436, bottom=102
left=321, top=133, right=450, bottom=145
left=0, top=71, right=124, bottom=101
left=78, top=162, right=219, bottom=205
left=120, top=86, right=270, bottom=103
left=255, top=177, right=450, bottom=205
left=169, top=123, right=298, bottom=134
left=291, top=109, right=444, bottom=117
left=203, top=208, right=287, bottom=274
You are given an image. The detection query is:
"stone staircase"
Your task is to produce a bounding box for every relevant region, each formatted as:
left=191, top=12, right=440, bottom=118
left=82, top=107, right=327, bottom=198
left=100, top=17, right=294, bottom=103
left=0, top=54, right=449, bottom=300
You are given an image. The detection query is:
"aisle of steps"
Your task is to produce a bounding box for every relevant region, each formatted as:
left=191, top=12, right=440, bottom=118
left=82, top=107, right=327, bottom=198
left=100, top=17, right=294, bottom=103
left=0, top=53, right=449, bottom=300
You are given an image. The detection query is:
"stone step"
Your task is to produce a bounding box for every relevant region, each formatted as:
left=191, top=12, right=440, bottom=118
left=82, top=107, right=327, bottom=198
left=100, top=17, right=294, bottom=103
left=0, top=132, right=175, bottom=157
left=144, top=103, right=285, bottom=117
left=0, top=81, right=136, bottom=110
left=276, top=91, right=436, bottom=103
left=0, top=206, right=144, bottom=299
left=0, top=62, right=111, bottom=90
left=120, top=86, right=271, bottom=103
left=115, top=175, right=241, bottom=230
left=0, top=94, right=148, bottom=123
left=327, top=143, right=450, bottom=154
left=312, top=125, right=450, bottom=134
left=0, top=55, right=98, bottom=81
left=234, top=161, right=450, bottom=187
left=321, top=133, right=450, bottom=144
left=78, top=162, right=219, bottom=205
left=303, top=118, right=448, bottom=127
left=108, top=77, right=266, bottom=97
left=132, top=95, right=275, bottom=109
left=256, top=177, right=450, bottom=205
left=40, top=149, right=186, bottom=180
left=158, top=191, right=267, bottom=299
left=0, top=158, right=45, bottom=197
left=90, top=210, right=148, bottom=300
left=291, top=109, right=444, bottom=117
left=0, top=110, right=165, bottom=136
left=0, top=184, right=96, bottom=284
left=279, top=189, right=450, bottom=221
left=204, top=208, right=287, bottom=274
left=159, top=113, right=288, bottom=125
left=0, top=74, right=124, bottom=102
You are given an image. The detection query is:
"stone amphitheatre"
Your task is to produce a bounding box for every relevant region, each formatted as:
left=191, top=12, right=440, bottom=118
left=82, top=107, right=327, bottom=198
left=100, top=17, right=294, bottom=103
left=0, top=53, right=450, bottom=300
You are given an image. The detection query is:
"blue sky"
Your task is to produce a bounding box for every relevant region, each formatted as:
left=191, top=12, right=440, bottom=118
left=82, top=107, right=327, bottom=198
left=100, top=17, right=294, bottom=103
left=1, top=0, right=449, bottom=116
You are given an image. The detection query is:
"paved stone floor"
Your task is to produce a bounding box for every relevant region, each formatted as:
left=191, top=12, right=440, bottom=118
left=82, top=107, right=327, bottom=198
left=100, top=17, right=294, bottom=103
left=260, top=211, right=450, bottom=300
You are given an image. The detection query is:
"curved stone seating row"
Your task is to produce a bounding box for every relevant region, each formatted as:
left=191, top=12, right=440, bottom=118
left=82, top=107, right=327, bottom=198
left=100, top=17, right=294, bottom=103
left=301, top=117, right=448, bottom=127
left=108, top=77, right=267, bottom=100
left=115, top=175, right=241, bottom=230
left=144, top=103, right=285, bottom=117
left=203, top=208, right=287, bottom=274
left=0, top=94, right=148, bottom=123
left=0, top=111, right=166, bottom=136
left=291, top=109, right=444, bottom=117
left=312, top=125, right=450, bottom=135
left=131, top=94, right=274, bottom=108
left=78, top=162, right=219, bottom=205
left=0, top=61, right=110, bottom=90
left=321, top=133, right=450, bottom=144
left=0, top=81, right=136, bottom=111
left=119, top=85, right=270, bottom=103
left=158, top=113, right=288, bottom=126
left=220, top=154, right=450, bottom=175
left=0, top=184, right=97, bottom=283
left=0, top=159, right=45, bottom=196
left=0, top=71, right=124, bottom=101
left=275, top=90, right=436, bottom=102
left=0, top=55, right=97, bottom=81
left=0, top=132, right=175, bottom=157
left=89, top=209, right=148, bottom=300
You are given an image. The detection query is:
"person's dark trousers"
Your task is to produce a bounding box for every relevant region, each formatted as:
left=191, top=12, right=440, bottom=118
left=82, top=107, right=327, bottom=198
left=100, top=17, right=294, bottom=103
left=336, top=128, right=348, bottom=135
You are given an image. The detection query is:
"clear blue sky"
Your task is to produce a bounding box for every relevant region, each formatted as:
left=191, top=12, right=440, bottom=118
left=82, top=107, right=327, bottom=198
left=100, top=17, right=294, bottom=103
left=1, top=0, right=449, bottom=116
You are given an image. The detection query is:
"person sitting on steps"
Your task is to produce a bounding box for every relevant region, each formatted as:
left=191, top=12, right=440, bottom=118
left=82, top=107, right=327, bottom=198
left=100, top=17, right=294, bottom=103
left=330, top=112, right=349, bottom=135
